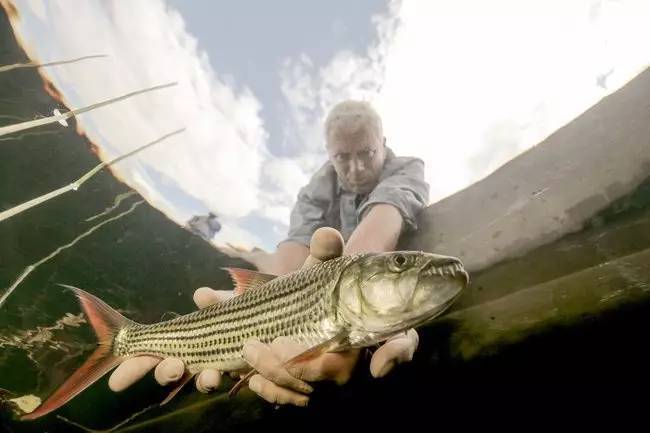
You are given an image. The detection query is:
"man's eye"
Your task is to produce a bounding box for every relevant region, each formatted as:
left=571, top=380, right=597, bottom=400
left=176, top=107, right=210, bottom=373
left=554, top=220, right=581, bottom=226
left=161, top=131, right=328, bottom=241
left=335, top=154, right=348, bottom=162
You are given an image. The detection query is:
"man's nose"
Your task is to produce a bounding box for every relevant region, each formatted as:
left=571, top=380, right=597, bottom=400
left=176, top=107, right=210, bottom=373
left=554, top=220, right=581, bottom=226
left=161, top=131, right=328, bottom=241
left=349, top=157, right=365, bottom=176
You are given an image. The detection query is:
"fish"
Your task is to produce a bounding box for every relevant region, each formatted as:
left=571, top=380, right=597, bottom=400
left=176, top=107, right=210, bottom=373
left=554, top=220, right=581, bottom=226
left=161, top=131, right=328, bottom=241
left=22, top=251, right=469, bottom=420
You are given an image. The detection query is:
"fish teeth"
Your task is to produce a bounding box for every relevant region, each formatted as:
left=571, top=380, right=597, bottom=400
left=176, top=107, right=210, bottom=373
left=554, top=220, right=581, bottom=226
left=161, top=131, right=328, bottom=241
left=430, top=264, right=463, bottom=277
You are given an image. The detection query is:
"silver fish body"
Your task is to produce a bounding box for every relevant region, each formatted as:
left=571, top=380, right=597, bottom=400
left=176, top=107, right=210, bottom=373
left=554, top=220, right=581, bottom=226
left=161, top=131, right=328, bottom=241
left=117, top=256, right=353, bottom=373
left=23, top=250, right=468, bottom=420
left=114, top=251, right=468, bottom=374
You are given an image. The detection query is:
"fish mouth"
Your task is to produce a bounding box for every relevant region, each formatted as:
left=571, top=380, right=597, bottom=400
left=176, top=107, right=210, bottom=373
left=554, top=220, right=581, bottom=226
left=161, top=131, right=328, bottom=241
left=391, top=256, right=469, bottom=332
left=420, top=257, right=469, bottom=286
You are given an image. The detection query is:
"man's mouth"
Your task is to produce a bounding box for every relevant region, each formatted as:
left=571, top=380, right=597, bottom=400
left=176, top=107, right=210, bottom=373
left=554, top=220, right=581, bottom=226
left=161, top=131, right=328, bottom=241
left=349, top=178, right=368, bottom=186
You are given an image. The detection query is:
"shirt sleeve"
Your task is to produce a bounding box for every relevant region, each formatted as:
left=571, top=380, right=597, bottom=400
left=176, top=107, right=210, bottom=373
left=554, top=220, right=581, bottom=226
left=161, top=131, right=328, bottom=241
left=357, top=157, right=430, bottom=233
left=281, top=168, right=332, bottom=247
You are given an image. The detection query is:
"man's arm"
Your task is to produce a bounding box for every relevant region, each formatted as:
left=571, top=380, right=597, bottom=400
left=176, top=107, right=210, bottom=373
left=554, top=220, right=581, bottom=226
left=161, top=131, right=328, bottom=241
left=108, top=228, right=343, bottom=395
left=266, top=223, right=353, bottom=275
left=234, top=241, right=310, bottom=276
left=256, top=203, right=403, bottom=276
left=245, top=161, right=429, bottom=403
left=269, top=241, right=310, bottom=275
left=214, top=241, right=309, bottom=276
left=243, top=206, right=417, bottom=406
left=344, top=203, right=403, bottom=254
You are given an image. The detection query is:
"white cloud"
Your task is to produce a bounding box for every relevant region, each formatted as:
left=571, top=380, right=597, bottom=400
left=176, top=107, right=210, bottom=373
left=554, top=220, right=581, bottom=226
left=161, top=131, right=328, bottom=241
left=11, top=0, right=270, bottom=246
left=9, top=0, right=650, bottom=251
left=249, top=157, right=312, bottom=238
left=278, top=2, right=400, bottom=174
left=279, top=0, right=650, bottom=204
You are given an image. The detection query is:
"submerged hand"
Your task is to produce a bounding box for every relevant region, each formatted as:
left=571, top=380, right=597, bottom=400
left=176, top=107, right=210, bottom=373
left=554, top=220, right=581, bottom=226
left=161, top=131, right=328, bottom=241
left=243, top=328, right=419, bottom=407
left=109, top=227, right=420, bottom=406
left=369, top=329, right=419, bottom=378
left=108, top=287, right=235, bottom=393
left=107, top=227, right=346, bottom=395
left=240, top=231, right=419, bottom=407
left=242, top=337, right=360, bottom=406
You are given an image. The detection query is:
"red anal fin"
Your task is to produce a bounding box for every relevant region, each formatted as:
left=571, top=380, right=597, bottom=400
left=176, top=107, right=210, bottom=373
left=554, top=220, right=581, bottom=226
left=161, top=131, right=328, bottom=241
left=21, top=345, right=122, bottom=420
left=228, top=330, right=349, bottom=399
left=222, top=268, right=277, bottom=295
left=228, top=370, right=257, bottom=398
left=160, top=371, right=195, bottom=406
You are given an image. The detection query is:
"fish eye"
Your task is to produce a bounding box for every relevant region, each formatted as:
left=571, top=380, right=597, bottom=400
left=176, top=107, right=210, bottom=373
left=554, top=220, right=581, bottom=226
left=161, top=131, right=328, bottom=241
left=389, top=253, right=409, bottom=272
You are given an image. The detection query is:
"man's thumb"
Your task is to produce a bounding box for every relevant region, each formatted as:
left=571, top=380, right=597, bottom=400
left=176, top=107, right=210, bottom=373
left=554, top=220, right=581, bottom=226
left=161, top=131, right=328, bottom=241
left=193, top=287, right=235, bottom=309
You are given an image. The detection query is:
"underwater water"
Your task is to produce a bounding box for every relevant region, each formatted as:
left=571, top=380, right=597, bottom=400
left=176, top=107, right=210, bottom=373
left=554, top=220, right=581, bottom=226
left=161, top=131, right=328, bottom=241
left=2, top=4, right=650, bottom=433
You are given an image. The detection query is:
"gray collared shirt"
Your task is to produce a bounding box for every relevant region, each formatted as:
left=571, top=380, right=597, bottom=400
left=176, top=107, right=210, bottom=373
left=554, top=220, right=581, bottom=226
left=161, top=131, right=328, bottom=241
left=283, top=147, right=430, bottom=246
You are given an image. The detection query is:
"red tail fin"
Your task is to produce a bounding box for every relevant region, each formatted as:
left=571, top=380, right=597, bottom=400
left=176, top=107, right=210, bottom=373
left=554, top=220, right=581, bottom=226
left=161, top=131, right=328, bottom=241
left=22, top=285, right=133, bottom=420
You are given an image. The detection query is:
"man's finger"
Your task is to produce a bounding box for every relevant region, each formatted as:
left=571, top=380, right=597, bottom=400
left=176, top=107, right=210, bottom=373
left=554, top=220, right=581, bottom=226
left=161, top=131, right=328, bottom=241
left=242, top=339, right=313, bottom=394
left=153, top=358, right=186, bottom=385
left=369, top=329, right=419, bottom=378
left=311, top=228, right=344, bottom=261
left=193, top=287, right=235, bottom=309
left=195, top=369, right=222, bottom=393
left=248, top=374, right=309, bottom=407
left=286, top=350, right=360, bottom=384
left=269, top=336, right=359, bottom=384
left=109, top=356, right=161, bottom=392
left=301, top=227, right=345, bottom=269
left=270, top=336, right=309, bottom=363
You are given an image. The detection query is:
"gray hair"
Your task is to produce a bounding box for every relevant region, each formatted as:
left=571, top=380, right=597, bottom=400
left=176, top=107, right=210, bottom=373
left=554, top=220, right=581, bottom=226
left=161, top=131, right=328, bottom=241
left=324, top=100, right=383, bottom=139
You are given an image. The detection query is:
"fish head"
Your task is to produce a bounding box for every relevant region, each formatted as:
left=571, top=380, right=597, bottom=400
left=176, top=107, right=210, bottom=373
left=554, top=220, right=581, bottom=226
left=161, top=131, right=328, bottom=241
left=337, top=251, right=468, bottom=335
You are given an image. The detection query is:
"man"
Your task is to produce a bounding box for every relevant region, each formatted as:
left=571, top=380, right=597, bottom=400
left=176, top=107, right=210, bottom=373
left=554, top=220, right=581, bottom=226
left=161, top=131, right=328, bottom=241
left=109, top=100, right=430, bottom=406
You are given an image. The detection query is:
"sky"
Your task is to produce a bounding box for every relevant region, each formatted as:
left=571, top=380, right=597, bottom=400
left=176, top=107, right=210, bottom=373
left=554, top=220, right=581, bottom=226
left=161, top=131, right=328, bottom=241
left=5, top=0, right=650, bottom=251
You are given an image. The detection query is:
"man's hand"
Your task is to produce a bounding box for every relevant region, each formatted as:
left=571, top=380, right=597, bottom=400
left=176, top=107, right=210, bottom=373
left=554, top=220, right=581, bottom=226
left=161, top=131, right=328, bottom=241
left=108, top=287, right=235, bottom=393
left=240, top=229, right=419, bottom=407
left=242, top=326, right=419, bottom=407
left=241, top=227, right=355, bottom=406
left=108, top=227, right=420, bottom=407
left=107, top=227, right=347, bottom=394
left=214, top=243, right=274, bottom=273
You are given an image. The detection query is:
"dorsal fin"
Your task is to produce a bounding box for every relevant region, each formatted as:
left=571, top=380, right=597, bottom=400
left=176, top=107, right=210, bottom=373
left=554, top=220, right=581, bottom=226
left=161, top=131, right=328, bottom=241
left=222, top=268, right=277, bottom=295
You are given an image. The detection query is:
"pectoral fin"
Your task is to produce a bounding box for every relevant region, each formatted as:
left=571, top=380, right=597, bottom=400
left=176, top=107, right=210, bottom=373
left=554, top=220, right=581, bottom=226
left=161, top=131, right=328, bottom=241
left=283, top=329, right=349, bottom=366
left=160, top=371, right=195, bottom=406
left=228, top=329, right=349, bottom=398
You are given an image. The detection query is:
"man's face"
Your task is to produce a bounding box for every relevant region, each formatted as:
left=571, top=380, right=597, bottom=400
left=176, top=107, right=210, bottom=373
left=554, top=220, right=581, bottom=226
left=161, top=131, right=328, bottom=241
left=327, top=124, right=386, bottom=194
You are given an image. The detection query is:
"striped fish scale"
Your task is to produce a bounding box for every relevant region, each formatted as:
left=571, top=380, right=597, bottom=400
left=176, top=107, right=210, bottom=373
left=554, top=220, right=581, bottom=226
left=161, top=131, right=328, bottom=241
left=113, top=256, right=357, bottom=373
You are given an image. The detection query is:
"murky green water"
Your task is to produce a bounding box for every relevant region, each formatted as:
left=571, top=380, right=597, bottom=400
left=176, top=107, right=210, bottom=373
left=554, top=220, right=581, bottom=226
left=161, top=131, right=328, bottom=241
left=2, top=6, right=650, bottom=432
